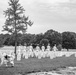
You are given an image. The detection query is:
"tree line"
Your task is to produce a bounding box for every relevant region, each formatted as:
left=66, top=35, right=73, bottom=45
left=0, top=29, right=76, bottom=50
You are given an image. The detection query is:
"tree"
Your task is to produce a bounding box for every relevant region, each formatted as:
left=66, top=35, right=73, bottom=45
left=57, top=44, right=62, bottom=51
left=3, top=0, right=33, bottom=54
left=0, top=34, right=5, bottom=47
left=8, top=33, right=22, bottom=46
left=21, top=34, right=33, bottom=45
left=35, top=33, right=44, bottom=44
left=44, top=29, right=62, bottom=47
left=3, top=34, right=11, bottom=45
left=62, top=32, right=76, bottom=50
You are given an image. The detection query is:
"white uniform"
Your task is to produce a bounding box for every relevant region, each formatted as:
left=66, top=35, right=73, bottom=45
left=46, top=45, right=51, bottom=51
left=35, top=46, right=40, bottom=57
left=8, top=52, right=15, bottom=66
left=23, top=46, right=29, bottom=59
left=53, top=45, right=57, bottom=51
left=22, top=46, right=27, bottom=58
left=46, top=45, right=51, bottom=57
left=29, top=45, right=34, bottom=57
left=41, top=45, right=45, bottom=51
left=41, top=45, right=45, bottom=58
left=38, top=50, right=42, bottom=59
left=36, top=46, right=40, bottom=51
left=17, top=46, right=21, bottom=61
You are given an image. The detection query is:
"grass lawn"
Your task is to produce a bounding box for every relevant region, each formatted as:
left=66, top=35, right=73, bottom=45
left=0, top=55, right=76, bottom=75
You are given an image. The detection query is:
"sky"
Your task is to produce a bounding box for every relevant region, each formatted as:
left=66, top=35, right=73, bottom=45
left=0, top=0, right=76, bottom=34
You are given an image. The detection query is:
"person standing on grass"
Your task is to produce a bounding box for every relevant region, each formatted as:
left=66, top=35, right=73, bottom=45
left=29, top=44, right=34, bottom=57
left=46, top=43, right=51, bottom=51
left=35, top=44, right=40, bottom=58
left=41, top=44, right=45, bottom=58
left=46, top=43, right=51, bottom=57
left=16, top=44, right=22, bottom=61
left=52, top=44, right=58, bottom=58
left=23, top=43, right=28, bottom=59
left=53, top=44, right=58, bottom=51
left=22, top=43, right=27, bottom=58
left=36, top=44, right=40, bottom=51
left=8, top=52, right=15, bottom=67
left=41, top=44, right=45, bottom=51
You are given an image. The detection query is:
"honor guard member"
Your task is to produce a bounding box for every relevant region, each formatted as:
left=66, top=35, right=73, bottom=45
left=46, top=43, right=51, bottom=51
left=41, top=44, right=45, bottom=52
left=46, top=43, right=51, bottom=57
left=29, top=44, right=34, bottom=57
left=53, top=44, right=58, bottom=51
left=52, top=44, right=58, bottom=58
left=35, top=44, right=40, bottom=57
left=23, top=43, right=27, bottom=58
left=17, top=44, right=22, bottom=61
left=41, top=44, right=45, bottom=58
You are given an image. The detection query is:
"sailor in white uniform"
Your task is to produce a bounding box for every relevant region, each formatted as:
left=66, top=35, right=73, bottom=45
left=35, top=44, right=40, bottom=58
left=46, top=43, right=51, bottom=57
left=9, top=52, right=15, bottom=67
left=22, top=43, right=27, bottom=58
left=16, top=44, right=22, bottom=61
left=46, top=43, right=51, bottom=51
left=29, top=44, right=34, bottom=57
left=41, top=44, right=45, bottom=58
left=53, top=44, right=58, bottom=51
left=50, top=44, right=58, bottom=59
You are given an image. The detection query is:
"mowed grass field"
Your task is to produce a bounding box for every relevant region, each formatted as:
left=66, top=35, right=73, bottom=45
left=0, top=56, right=76, bottom=75
left=0, top=46, right=76, bottom=75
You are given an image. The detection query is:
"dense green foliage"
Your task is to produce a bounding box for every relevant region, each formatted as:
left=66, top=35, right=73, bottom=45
left=1, top=29, right=76, bottom=49
left=62, top=32, right=76, bottom=49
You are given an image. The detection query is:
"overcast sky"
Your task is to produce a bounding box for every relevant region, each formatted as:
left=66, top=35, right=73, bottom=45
left=0, top=0, right=76, bottom=34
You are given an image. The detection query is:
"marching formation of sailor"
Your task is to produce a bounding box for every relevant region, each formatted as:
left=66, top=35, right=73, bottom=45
left=16, top=43, right=76, bottom=60
left=16, top=43, right=58, bottom=60
left=1, top=43, right=76, bottom=67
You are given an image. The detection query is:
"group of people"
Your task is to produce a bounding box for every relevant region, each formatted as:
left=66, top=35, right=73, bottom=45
left=0, top=43, right=57, bottom=67
left=1, top=43, right=76, bottom=67
left=16, top=43, right=58, bottom=60
left=16, top=43, right=76, bottom=60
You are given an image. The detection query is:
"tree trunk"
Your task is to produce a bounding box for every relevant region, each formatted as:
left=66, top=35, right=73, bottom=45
left=14, top=14, right=17, bottom=55
left=15, top=38, right=17, bottom=54
left=14, top=22, right=17, bottom=55
left=14, top=29, right=17, bottom=54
